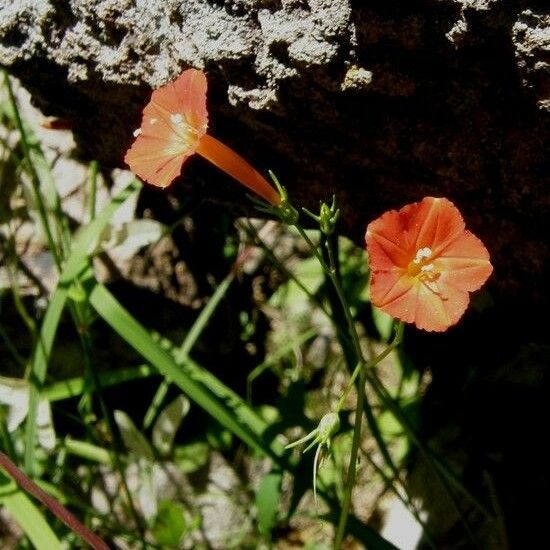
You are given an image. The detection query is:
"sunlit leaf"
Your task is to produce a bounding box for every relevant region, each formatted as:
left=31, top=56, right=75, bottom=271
left=152, top=394, right=190, bottom=456
left=256, top=469, right=282, bottom=538
left=174, top=441, right=210, bottom=474
left=114, top=410, right=154, bottom=461
left=151, top=500, right=187, bottom=547
left=98, top=218, right=164, bottom=259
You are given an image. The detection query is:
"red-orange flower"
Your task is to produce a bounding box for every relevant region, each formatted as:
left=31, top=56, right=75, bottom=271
left=124, top=69, right=281, bottom=206
left=365, top=197, right=493, bottom=332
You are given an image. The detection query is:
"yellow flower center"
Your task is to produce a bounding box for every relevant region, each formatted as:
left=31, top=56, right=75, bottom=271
left=407, top=247, right=441, bottom=283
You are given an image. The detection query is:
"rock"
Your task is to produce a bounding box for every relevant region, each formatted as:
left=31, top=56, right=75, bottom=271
left=512, top=9, right=550, bottom=112
left=0, top=0, right=548, bottom=310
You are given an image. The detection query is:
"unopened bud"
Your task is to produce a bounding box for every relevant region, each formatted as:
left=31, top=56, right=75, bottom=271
left=319, top=198, right=340, bottom=235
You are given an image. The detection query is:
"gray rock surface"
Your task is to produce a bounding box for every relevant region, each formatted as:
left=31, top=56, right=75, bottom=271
left=0, top=0, right=549, bottom=306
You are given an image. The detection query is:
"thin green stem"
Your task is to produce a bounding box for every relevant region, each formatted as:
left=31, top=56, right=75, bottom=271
left=334, top=363, right=366, bottom=549
left=336, top=323, right=404, bottom=413
left=240, top=220, right=332, bottom=320
left=293, top=225, right=329, bottom=272
left=2, top=70, right=62, bottom=268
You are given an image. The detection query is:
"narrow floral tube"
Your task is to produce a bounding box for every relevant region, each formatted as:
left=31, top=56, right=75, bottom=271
left=196, top=134, right=281, bottom=205
left=124, top=69, right=281, bottom=205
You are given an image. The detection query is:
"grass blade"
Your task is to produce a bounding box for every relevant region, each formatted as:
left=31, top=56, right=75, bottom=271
left=43, top=364, right=156, bottom=402
left=88, top=282, right=288, bottom=465
left=24, top=180, right=141, bottom=473
left=143, top=272, right=234, bottom=428
left=0, top=477, right=62, bottom=550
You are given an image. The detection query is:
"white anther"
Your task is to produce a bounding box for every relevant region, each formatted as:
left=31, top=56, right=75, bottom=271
left=420, top=263, right=434, bottom=272
left=413, top=247, right=432, bottom=264
left=170, top=113, right=184, bottom=124
left=132, top=128, right=142, bottom=137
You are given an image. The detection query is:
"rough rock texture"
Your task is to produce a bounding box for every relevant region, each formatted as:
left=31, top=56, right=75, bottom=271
left=1, top=0, right=549, bottom=310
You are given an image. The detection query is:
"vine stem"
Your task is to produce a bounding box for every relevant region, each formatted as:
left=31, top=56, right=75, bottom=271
left=335, top=323, right=404, bottom=414
left=291, top=222, right=404, bottom=547
left=0, top=450, right=110, bottom=550
left=334, top=360, right=367, bottom=549
left=333, top=321, right=404, bottom=549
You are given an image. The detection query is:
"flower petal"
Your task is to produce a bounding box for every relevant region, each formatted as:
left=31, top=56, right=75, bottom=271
left=365, top=196, right=493, bottom=332
left=369, top=270, right=417, bottom=322
left=124, top=69, right=208, bottom=188
left=413, top=281, right=470, bottom=332
left=366, top=209, right=414, bottom=269
left=436, top=230, right=493, bottom=292
left=146, top=68, right=208, bottom=135
left=402, top=197, right=466, bottom=255
left=124, top=138, right=188, bottom=188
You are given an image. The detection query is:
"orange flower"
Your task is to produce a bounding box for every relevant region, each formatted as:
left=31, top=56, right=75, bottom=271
left=124, top=69, right=281, bottom=206
left=365, top=197, right=493, bottom=332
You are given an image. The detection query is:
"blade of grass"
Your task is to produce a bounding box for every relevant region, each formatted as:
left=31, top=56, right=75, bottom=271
left=89, top=282, right=288, bottom=463
left=88, top=160, right=98, bottom=221
left=2, top=69, right=62, bottom=267
left=23, top=283, right=68, bottom=473
left=24, top=180, right=140, bottom=473
left=143, top=271, right=235, bottom=429
left=43, top=364, right=156, bottom=402
left=1, top=451, right=109, bottom=549
left=0, top=477, right=62, bottom=550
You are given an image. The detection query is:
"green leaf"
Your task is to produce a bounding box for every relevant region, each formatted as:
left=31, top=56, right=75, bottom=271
left=152, top=395, right=190, bottom=456
left=64, top=438, right=112, bottom=465
left=0, top=475, right=62, bottom=550
left=89, top=283, right=288, bottom=466
left=256, top=469, right=282, bottom=538
left=151, top=500, right=188, bottom=547
left=114, top=410, right=155, bottom=461
left=174, top=441, right=209, bottom=474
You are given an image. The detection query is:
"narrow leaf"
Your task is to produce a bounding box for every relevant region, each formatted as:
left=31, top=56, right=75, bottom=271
left=152, top=395, right=190, bottom=456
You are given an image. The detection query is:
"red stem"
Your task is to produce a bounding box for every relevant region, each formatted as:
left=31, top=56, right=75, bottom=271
left=0, top=450, right=110, bottom=550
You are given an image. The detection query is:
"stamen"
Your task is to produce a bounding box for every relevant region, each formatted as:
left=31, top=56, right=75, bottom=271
left=170, top=113, right=184, bottom=125
left=133, top=128, right=142, bottom=137
left=149, top=118, right=158, bottom=125
left=413, top=247, right=432, bottom=264
left=420, top=263, right=434, bottom=272
left=423, top=279, right=442, bottom=295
